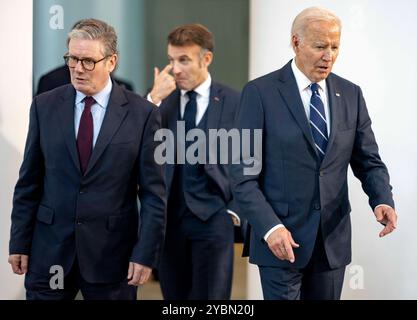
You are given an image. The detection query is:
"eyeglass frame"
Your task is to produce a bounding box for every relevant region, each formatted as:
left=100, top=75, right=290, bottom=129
left=63, top=54, right=111, bottom=71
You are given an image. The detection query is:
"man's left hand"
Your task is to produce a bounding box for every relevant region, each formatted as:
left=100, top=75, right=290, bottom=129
left=127, top=262, right=152, bottom=286
left=374, top=205, right=398, bottom=237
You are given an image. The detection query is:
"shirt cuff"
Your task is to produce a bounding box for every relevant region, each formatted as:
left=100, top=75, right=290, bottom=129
left=374, top=204, right=393, bottom=211
left=147, top=93, right=162, bottom=107
left=227, top=209, right=241, bottom=226
left=264, top=224, right=285, bottom=241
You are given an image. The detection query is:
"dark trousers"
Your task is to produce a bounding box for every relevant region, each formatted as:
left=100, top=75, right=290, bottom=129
left=158, top=208, right=234, bottom=300
left=259, top=227, right=346, bottom=300
left=25, top=257, right=137, bottom=300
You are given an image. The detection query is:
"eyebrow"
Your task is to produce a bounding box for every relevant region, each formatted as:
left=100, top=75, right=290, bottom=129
left=68, top=54, right=96, bottom=60
left=168, top=55, right=191, bottom=60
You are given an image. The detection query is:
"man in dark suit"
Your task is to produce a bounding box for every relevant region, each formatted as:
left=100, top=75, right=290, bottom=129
left=147, top=24, right=240, bottom=299
left=230, top=7, right=398, bottom=300
left=36, top=64, right=134, bottom=96
left=8, top=18, right=166, bottom=300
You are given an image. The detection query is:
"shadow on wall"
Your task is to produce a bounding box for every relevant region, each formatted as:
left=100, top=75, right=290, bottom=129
left=0, top=108, right=26, bottom=299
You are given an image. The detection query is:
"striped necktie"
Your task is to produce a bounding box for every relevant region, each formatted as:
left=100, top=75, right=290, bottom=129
left=309, top=83, right=328, bottom=161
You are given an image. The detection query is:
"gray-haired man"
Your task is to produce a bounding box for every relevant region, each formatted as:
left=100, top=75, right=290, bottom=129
left=8, top=18, right=166, bottom=300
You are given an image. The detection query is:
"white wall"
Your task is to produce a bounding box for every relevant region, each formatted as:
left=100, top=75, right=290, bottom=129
left=248, top=0, right=417, bottom=299
left=0, top=0, right=33, bottom=299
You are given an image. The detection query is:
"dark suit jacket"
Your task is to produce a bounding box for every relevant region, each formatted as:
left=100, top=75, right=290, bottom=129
left=231, top=60, right=394, bottom=269
left=10, top=81, right=166, bottom=283
left=157, top=82, right=241, bottom=222
left=36, top=65, right=134, bottom=96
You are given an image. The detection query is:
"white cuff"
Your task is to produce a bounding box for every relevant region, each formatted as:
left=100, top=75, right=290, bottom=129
left=147, top=93, right=162, bottom=107
left=227, top=209, right=241, bottom=226
left=264, top=224, right=285, bottom=241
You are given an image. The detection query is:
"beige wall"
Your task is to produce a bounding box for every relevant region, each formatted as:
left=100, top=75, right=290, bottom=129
left=0, top=0, right=33, bottom=299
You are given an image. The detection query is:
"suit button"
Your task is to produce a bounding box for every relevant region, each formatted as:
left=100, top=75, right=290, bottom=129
left=313, top=203, right=321, bottom=210
left=79, top=189, right=86, bottom=194
left=319, top=171, right=325, bottom=177
left=76, top=220, right=83, bottom=225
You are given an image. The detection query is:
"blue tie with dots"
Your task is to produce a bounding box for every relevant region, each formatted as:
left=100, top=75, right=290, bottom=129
left=309, top=83, right=328, bottom=161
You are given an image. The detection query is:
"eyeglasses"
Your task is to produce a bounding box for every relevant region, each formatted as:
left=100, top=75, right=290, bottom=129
left=63, top=54, right=110, bottom=71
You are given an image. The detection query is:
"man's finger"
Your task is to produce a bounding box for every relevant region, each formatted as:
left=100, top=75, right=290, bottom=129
left=128, top=266, right=140, bottom=286
left=284, top=243, right=295, bottom=263
left=379, top=222, right=396, bottom=237
left=289, top=233, right=300, bottom=248
left=154, top=67, right=160, bottom=79
left=161, top=64, right=173, bottom=75
left=20, top=256, right=28, bottom=274
left=127, top=262, right=133, bottom=279
left=139, top=269, right=150, bottom=285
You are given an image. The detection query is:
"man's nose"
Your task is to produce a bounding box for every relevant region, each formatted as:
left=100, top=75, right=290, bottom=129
left=171, top=61, right=181, bottom=75
left=74, top=60, right=85, bottom=72
left=322, top=50, right=333, bottom=61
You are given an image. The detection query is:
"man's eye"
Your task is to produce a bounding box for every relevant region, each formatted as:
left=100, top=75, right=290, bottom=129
left=84, top=59, right=94, bottom=65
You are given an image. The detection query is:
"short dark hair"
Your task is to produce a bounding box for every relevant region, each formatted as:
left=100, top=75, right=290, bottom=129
left=167, top=23, right=214, bottom=52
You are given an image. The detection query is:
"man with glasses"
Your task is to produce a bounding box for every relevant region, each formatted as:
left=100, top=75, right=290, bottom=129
left=8, top=18, right=166, bottom=300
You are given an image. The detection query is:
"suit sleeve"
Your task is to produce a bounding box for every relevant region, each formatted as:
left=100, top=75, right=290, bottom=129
left=130, top=107, right=167, bottom=268
left=9, top=98, right=45, bottom=255
left=350, top=86, right=394, bottom=210
left=230, top=82, right=283, bottom=240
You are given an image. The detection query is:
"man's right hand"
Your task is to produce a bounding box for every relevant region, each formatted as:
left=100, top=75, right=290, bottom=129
left=149, top=64, right=176, bottom=104
left=8, top=254, right=29, bottom=275
left=266, top=227, right=299, bottom=263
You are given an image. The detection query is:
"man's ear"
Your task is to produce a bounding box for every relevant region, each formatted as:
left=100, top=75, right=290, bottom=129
left=108, top=54, right=118, bottom=73
left=292, top=35, right=300, bottom=51
left=203, top=51, right=213, bottom=68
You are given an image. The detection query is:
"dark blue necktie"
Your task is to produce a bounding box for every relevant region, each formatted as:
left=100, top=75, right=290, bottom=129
left=183, top=90, right=197, bottom=133
left=309, top=83, right=328, bottom=161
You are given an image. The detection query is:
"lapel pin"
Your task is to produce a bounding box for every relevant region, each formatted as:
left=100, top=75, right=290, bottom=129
left=335, top=92, right=341, bottom=97
left=214, top=97, right=220, bottom=102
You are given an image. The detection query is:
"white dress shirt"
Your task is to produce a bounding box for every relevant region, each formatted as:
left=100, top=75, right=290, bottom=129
left=74, top=76, right=112, bottom=147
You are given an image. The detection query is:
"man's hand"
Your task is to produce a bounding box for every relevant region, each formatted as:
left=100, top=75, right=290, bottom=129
left=149, top=65, right=176, bottom=104
left=127, top=262, right=152, bottom=286
left=8, top=254, right=29, bottom=275
left=266, top=227, right=299, bottom=263
left=374, top=205, right=398, bottom=237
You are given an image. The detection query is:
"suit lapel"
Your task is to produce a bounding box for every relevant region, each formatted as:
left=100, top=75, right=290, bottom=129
left=58, top=85, right=81, bottom=172
left=323, top=74, right=342, bottom=165
left=84, top=83, right=129, bottom=175
left=205, top=83, right=224, bottom=132
left=276, top=62, right=317, bottom=156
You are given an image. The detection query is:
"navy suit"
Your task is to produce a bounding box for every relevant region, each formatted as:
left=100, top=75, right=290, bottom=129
left=156, top=82, right=240, bottom=299
left=231, top=61, right=394, bottom=299
left=9, top=82, right=166, bottom=299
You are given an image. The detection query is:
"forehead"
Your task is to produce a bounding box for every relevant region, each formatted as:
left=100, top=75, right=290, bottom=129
left=68, top=38, right=104, bottom=57
left=304, top=20, right=341, bottom=42
left=167, top=44, right=202, bottom=58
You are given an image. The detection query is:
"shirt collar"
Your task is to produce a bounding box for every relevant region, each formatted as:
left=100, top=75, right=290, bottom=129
left=75, top=76, right=113, bottom=109
left=180, top=73, right=212, bottom=98
left=291, top=58, right=326, bottom=93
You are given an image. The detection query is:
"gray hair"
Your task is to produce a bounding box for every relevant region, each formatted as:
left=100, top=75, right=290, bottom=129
left=67, top=18, right=118, bottom=56
left=291, top=7, right=341, bottom=42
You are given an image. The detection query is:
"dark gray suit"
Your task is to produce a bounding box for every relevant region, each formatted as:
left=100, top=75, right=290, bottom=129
left=231, top=60, right=394, bottom=299
left=10, top=82, right=166, bottom=299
